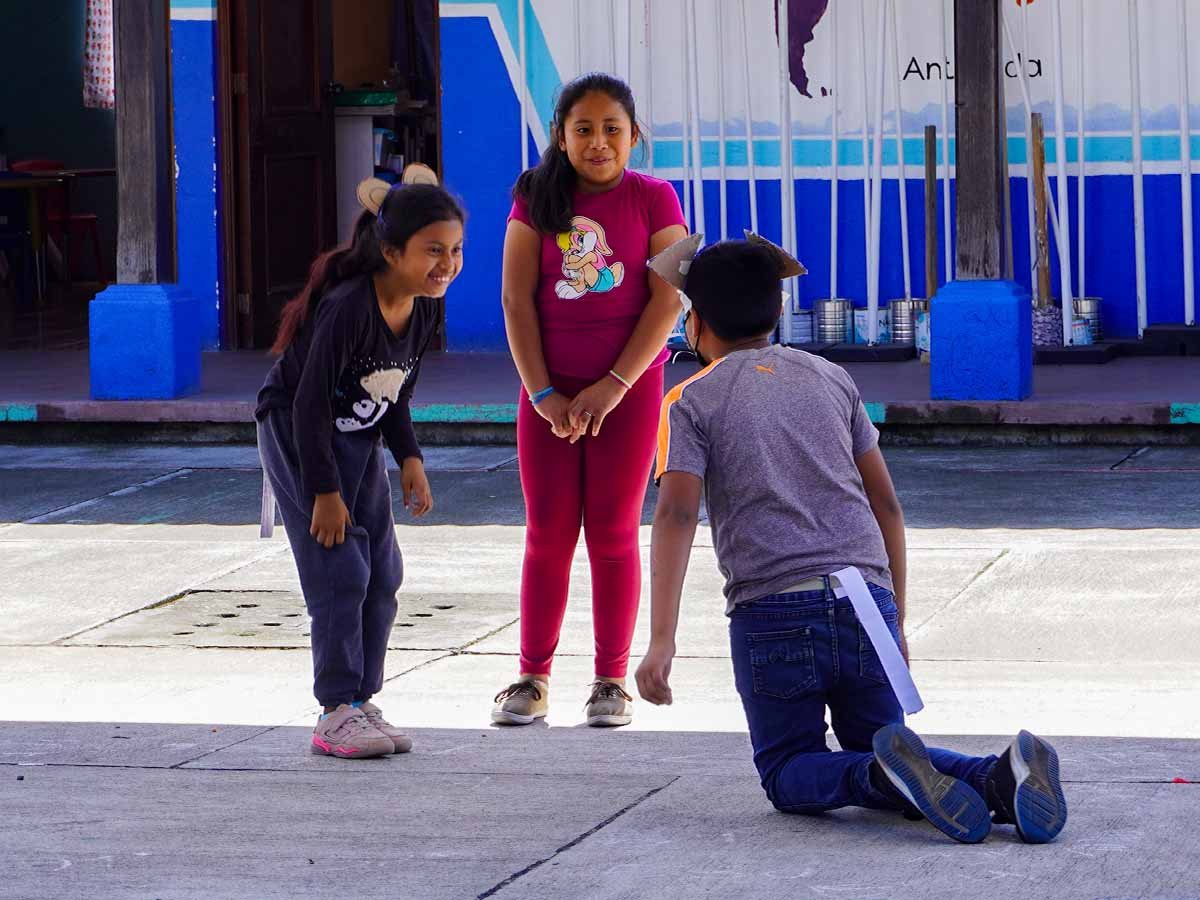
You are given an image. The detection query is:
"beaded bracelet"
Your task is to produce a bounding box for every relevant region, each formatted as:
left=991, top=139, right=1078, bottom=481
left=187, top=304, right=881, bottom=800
left=529, top=386, right=556, bottom=405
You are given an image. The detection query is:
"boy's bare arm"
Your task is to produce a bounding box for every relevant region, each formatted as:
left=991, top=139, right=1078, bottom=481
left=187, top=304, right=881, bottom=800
left=855, top=447, right=909, bottom=657
left=636, top=471, right=703, bottom=705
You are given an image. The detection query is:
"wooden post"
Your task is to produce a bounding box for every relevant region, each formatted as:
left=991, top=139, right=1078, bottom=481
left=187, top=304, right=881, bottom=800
left=1031, top=112, right=1052, bottom=306
left=114, top=0, right=175, bottom=284
left=924, top=125, right=938, bottom=299
left=953, top=0, right=1007, bottom=279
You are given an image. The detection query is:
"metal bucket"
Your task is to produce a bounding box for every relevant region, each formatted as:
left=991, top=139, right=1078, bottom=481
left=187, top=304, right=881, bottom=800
left=815, top=299, right=852, bottom=342
left=1073, top=297, right=1102, bottom=342
left=888, top=299, right=927, bottom=345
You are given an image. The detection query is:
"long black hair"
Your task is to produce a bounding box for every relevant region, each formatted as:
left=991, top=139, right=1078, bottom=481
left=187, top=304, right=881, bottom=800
left=512, top=72, right=639, bottom=235
left=272, top=183, right=464, bottom=353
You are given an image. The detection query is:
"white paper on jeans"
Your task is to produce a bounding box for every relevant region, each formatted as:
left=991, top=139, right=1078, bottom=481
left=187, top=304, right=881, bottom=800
left=830, top=566, right=924, bottom=715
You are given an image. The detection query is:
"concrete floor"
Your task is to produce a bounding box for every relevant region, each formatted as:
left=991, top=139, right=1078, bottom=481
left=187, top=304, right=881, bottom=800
left=2, top=444, right=1199, bottom=899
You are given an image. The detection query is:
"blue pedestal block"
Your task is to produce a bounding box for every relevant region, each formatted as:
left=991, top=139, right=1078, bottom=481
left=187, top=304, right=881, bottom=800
left=89, top=284, right=204, bottom=399
left=931, top=280, right=1033, bottom=401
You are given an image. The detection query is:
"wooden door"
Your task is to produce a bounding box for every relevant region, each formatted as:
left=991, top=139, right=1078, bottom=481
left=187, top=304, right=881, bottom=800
left=231, top=0, right=335, bottom=348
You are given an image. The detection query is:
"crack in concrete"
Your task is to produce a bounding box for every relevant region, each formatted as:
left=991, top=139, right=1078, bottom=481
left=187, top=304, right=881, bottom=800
left=1, top=762, right=1187, bottom=788
left=907, top=549, right=1010, bottom=640
left=476, top=776, right=682, bottom=899
left=0, top=467, right=194, bottom=534
left=1111, top=446, right=1151, bottom=470
left=49, top=545, right=288, bottom=646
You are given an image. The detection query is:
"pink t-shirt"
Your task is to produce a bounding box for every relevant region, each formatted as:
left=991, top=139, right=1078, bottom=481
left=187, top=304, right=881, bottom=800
left=509, top=169, right=686, bottom=380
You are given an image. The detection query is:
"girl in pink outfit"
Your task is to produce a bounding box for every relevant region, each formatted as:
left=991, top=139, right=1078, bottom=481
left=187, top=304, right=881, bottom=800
left=492, top=73, right=688, bottom=728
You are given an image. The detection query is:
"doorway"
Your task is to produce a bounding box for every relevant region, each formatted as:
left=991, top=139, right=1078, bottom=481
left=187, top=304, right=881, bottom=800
left=217, top=0, right=443, bottom=350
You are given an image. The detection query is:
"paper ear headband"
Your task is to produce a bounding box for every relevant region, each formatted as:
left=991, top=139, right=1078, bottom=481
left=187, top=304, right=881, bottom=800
left=355, top=163, right=441, bottom=217
left=646, top=230, right=807, bottom=290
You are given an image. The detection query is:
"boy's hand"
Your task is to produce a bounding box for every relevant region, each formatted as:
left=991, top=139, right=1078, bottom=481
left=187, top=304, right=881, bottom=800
left=533, top=391, right=574, bottom=439
left=898, top=626, right=910, bottom=665
left=567, top=378, right=627, bottom=443
left=401, top=457, right=433, bottom=517
left=635, top=641, right=675, bottom=705
left=311, top=491, right=352, bottom=548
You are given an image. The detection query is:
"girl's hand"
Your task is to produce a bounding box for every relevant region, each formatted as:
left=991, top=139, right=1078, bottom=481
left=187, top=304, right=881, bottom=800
left=533, top=391, right=574, bottom=439
left=311, top=491, right=352, bottom=549
left=635, top=641, right=675, bottom=706
left=401, top=457, right=433, bottom=517
left=567, top=378, right=627, bottom=443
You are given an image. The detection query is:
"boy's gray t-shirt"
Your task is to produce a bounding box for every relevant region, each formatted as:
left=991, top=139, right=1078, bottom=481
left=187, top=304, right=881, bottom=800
left=655, top=345, right=892, bottom=613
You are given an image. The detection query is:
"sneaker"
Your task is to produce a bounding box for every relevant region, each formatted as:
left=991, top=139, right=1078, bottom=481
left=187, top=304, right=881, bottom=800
left=985, top=730, right=1067, bottom=844
left=585, top=680, right=633, bottom=727
left=359, top=701, right=413, bottom=754
left=872, top=724, right=992, bottom=844
left=491, top=678, right=548, bottom=725
left=311, top=704, right=394, bottom=759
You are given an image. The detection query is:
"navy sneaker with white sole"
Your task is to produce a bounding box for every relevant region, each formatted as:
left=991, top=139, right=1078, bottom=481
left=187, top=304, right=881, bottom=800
left=986, top=730, right=1068, bottom=844
left=872, top=724, right=992, bottom=844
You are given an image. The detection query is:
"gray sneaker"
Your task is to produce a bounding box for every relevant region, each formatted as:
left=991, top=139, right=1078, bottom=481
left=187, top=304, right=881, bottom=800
left=359, top=701, right=413, bottom=754
left=311, top=704, right=394, bottom=759
left=585, top=681, right=633, bottom=727
left=491, top=678, right=548, bottom=725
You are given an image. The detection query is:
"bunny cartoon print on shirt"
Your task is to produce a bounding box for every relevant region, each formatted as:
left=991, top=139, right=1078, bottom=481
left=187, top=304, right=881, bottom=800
left=555, top=216, right=625, bottom=300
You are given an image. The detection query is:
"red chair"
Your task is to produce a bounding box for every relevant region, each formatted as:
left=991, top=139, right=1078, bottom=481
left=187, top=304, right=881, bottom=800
left=10, top=159, right=107, bottom=283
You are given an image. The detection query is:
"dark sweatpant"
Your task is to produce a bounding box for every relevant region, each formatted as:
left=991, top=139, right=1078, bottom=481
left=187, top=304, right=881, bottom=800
left=258, top=409, right=404, bottom=707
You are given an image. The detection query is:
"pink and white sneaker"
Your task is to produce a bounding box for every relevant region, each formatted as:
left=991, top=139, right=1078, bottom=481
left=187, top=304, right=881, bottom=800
left=359, top=701, right=414, bottom=754
left=311, top=704, right=394, bottom=759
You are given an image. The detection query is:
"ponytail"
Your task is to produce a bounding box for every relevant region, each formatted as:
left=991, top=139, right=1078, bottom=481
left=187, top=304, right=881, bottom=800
left=271, top=182, right=465, bottom=353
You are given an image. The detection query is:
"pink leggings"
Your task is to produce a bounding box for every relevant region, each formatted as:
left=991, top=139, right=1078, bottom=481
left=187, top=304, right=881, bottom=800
left=516, top=367, right=663, bottom=678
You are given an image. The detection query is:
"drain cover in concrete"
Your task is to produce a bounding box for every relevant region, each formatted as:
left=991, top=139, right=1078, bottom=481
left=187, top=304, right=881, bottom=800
left=66, top=591, right=518, bottom=650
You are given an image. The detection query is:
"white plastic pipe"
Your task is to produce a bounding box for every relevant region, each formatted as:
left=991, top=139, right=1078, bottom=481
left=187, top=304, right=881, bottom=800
left=829, top=0, right=839, bottom=299
left=575, top=0, right=583, bottom=76
left=939, top=0, right=952, bottom=280
left=518, top=0, right=528, bottom=172
left=868, top=0, right=886, bottom=344
left=1006, top=6, right=1038, bottom=298
left=779, top=0, right=795, bottom=342
left=645, top=0, right=654, bottom=176
left=1179, top=0, right=1195, bottom=325
left=1003, top=13, right=1068, bottom=268
left=686, top=0, right=706, bottom=237
left=1129, top=0, right=1148, bottom=335
left=1051, top=0, right=1075, bottom=346
left=681, top=3, right=692, bottom=229
left=716, top=0, right=728, bottom=240
left=858, top=0, right=872, bottom=289
left=738, top=0, right=759, bottom=234
left=627, top=0, right=634, bottom=80
left=889, top=0, right=911, bottom=301
left=1076, top=0, right=1086, bottom=301
left=609, top=1, right=617, bottom=73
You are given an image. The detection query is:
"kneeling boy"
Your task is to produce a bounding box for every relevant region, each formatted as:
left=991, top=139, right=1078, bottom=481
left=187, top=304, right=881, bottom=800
left=635, top=235, right=1066, bottom=845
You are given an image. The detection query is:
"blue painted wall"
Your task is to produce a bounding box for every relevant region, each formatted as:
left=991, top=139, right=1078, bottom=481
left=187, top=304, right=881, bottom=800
left=438, top=4, right=1200, bottom=349
left=170, top=17, right=222, bottom=350
left=440, top=15, right=522, bottom=351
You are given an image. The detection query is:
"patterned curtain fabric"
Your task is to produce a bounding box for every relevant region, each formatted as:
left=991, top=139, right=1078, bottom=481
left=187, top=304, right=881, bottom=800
left=83, top=0, right=115, bottom=110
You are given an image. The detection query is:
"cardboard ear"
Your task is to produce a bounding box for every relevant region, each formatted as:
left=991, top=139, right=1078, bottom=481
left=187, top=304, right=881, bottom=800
left=400, top=162, right=439, bottom=186
left=647, top=233, right=705, bottom=289
left=744, top=230, right=807, bottom=278
left=356, top=178, right=392, bottom=215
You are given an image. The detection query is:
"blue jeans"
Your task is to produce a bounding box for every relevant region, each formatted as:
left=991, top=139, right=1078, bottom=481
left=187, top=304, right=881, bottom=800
left=729, top=580, right=997, bottom=814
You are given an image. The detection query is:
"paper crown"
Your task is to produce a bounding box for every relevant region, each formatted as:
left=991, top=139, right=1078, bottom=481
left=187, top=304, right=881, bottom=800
left=647, top=230, right=806, bottom=290
left=355, top=163, right=441, bottom=215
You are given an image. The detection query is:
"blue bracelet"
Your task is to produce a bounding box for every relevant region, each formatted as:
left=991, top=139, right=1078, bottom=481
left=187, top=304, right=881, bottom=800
left=529, top=386, right=555, bottom=405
